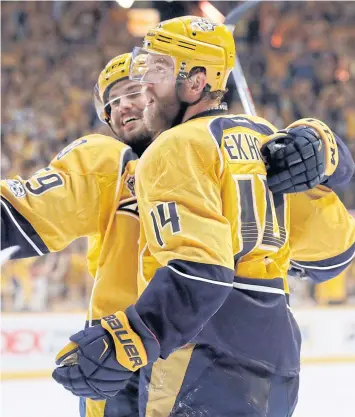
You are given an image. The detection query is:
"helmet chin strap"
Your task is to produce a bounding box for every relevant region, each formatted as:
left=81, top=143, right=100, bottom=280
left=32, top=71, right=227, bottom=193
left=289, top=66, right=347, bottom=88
left=107, top=119, right=120, bottom=138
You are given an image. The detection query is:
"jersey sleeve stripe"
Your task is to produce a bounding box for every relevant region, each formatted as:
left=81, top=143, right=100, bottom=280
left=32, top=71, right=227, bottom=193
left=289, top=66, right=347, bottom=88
left=233, top=282, right=285, bottom=295
left=167, top=265, right=233, bottom=287
left=1, top=198, right=49, bottom=257
left=233, top=276, right=286, bottom=291
left=290, top=242, right=355, bottom=282
left=168, top=259, right=234, bottom=285
left=291, top=241, right=355, bottom=270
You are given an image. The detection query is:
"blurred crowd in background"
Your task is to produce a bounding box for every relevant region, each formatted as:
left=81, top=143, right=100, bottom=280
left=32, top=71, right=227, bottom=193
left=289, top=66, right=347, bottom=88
left=1, top=1, right=355, bottom=312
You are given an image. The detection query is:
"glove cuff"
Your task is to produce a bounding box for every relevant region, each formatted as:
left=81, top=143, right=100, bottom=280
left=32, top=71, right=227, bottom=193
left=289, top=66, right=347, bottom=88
left=287, top=118, right=338, bottom=176
left=101, top=308, right=160, bottom=372
left=126, top=305, right=160, bottom=362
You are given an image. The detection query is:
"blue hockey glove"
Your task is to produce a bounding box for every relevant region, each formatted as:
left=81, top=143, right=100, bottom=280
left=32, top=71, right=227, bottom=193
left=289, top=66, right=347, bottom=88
left=261, top=126, right=326, bottom=193
left=52, top=306, right=160, bottom=400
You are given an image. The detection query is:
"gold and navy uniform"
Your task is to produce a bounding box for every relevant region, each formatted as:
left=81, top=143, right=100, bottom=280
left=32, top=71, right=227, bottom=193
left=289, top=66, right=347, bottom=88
left=132, top=112, right=355, bottom=416
left=1, top=135, right=140, bottom=321
left=134, top=111, right=355, bottom=395
left=1, top=134, right=140, bottom=417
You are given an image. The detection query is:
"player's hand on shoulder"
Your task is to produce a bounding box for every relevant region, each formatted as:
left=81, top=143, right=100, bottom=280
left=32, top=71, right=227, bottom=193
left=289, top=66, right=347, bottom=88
left=261, top=126, right=326, bottom=194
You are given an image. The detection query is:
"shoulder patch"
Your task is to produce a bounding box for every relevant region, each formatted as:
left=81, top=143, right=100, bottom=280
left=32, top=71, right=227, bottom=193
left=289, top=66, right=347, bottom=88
left=126, top=175, right=136, bottom=197
left=5, top=179, right=26, bottom=198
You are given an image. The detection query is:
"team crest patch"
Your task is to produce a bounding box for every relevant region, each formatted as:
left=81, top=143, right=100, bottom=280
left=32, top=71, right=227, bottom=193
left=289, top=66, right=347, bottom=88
left=191, top=18, right=218, bottom=32
left=126, top=175, right=136, bottom=197
left=6, top=179, right=26, bottom=198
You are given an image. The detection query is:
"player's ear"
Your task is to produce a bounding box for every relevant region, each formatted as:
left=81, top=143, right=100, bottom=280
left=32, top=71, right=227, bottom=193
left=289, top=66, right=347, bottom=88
left=185, top=72, right=207, bottom=101
left=189, top=72, right=207, bottom=95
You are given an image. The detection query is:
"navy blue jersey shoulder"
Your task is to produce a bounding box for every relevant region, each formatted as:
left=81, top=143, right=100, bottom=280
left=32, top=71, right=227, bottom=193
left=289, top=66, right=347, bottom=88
left=209, top=116, right=275, bottom=147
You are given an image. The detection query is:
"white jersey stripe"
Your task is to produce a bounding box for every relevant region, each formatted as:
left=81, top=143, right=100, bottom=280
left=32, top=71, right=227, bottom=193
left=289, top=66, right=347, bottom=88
left=290, top=249, right=355, bottom=271
left=167, top=265, right=233, bottom=287
left=233, top=281, right=285, bottom=295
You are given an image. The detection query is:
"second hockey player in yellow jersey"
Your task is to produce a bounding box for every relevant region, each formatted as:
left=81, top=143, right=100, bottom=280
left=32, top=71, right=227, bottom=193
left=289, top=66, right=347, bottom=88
left=1, top=54, right=144, bottom=417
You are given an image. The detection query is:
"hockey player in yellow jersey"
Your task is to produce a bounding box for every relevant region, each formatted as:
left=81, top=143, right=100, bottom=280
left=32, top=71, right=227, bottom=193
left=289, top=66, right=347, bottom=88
left=51, top=17, right=355, bottom=417
left=1, top=53, right=146, bottom=417
left=1, top=54, right=145, bottom=323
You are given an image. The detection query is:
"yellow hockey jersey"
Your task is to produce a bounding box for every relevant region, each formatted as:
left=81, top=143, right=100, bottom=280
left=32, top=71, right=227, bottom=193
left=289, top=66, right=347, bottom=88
left=1, top=135, right=139, bottom=323
left=1, top=119, right=354, bottom=376
left=134, top=111, right=355, bottom=376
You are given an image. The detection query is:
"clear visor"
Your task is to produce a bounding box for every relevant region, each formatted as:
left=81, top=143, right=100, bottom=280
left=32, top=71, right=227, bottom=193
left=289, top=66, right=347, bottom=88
left=130, top=47, right=176, bottom=84
left=94, top=83, right=106, bottom=123
left=94, top=82, right=144, bottom=123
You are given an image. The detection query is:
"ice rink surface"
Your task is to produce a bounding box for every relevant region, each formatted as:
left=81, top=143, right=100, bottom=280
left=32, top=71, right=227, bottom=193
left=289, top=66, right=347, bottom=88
left=2, top=363, right=354, bottom=417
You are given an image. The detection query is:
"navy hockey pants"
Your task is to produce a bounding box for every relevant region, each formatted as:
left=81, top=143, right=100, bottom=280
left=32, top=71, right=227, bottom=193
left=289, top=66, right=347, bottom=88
left=79, top=343, right=299, bottom=417
left=139, top=344, right=299, bottom=417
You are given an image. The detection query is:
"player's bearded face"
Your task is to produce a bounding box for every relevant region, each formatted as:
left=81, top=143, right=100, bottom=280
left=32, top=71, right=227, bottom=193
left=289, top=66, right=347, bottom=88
left=108, top=81, right=152, bottom=152
left=137, top=54, right=181, bottom=138
left=142, top=82, right=180, bottom=139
